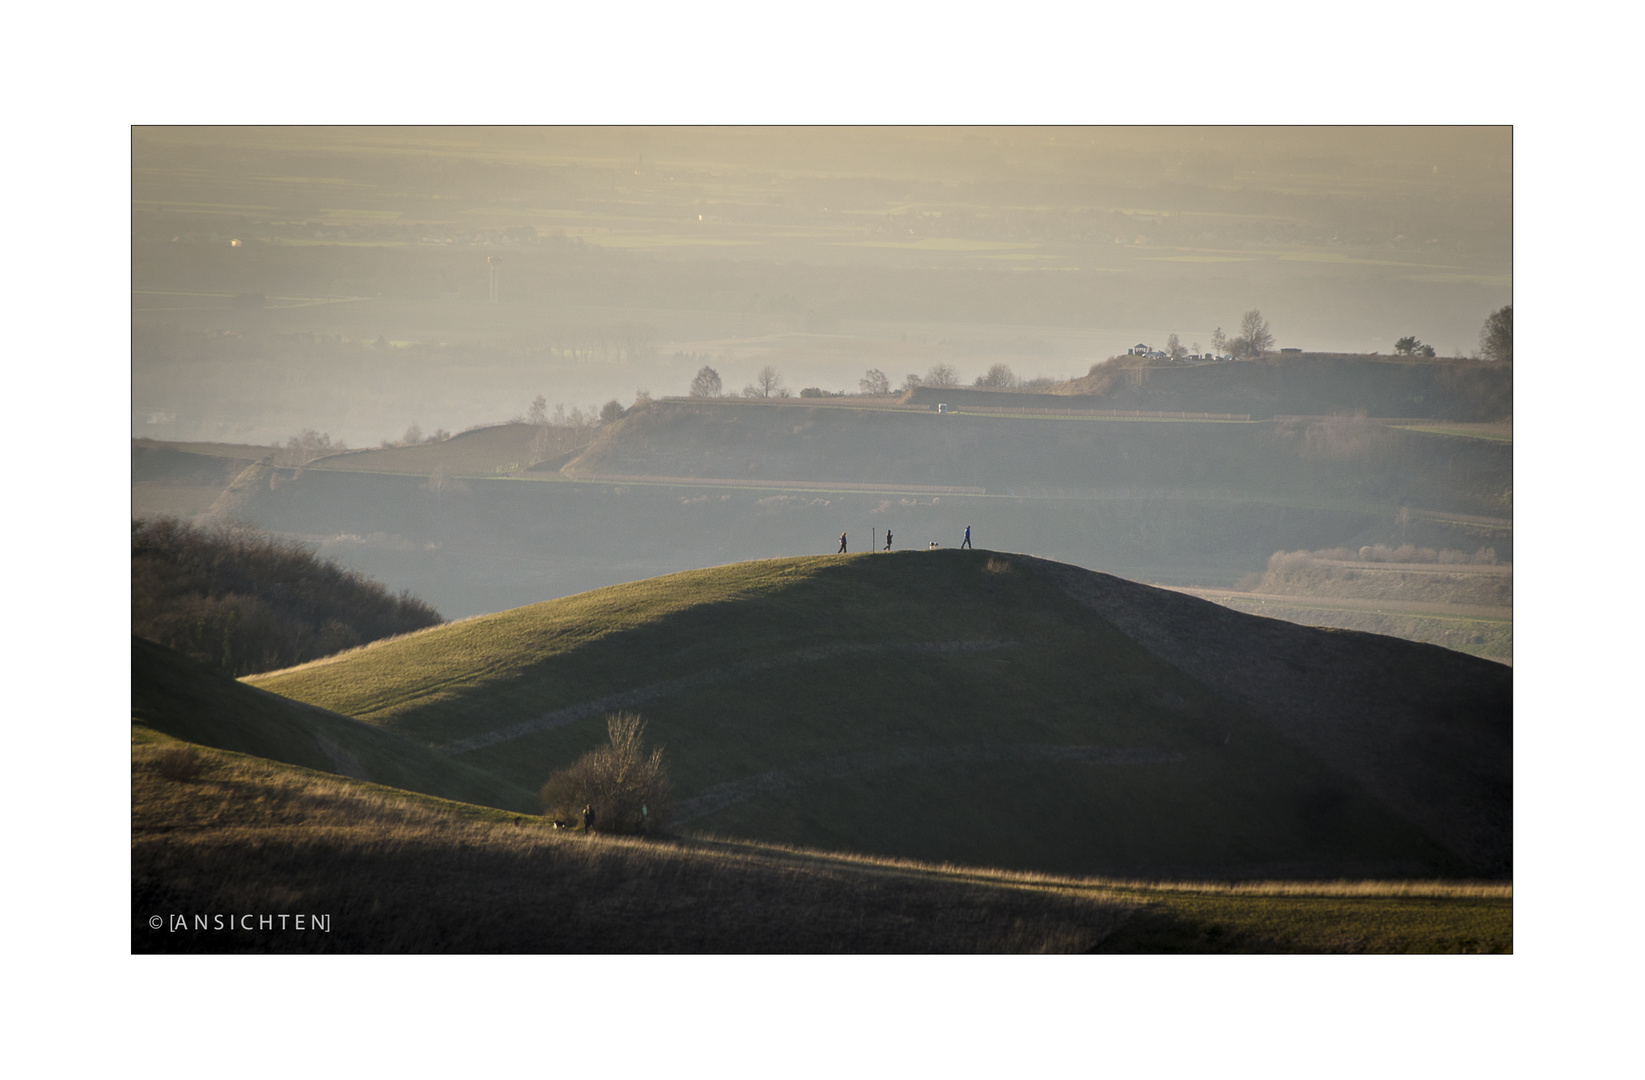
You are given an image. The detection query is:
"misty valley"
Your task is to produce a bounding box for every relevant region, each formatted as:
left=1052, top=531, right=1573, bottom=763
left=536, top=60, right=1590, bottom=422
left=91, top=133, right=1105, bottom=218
left=131, top=127, right=1511, bottom=954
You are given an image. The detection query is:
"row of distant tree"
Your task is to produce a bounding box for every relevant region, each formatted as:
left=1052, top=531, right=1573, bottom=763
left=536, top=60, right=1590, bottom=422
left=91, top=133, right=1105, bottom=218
left=1392, top=306, right=1511, bottom=361
left=686, top=361, right=1060, bottom=401
left=1141, top=305, right=1511, bottom=366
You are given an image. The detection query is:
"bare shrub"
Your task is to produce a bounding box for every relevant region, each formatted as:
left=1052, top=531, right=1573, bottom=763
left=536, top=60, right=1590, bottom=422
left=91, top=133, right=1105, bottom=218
left=1266, top=550, right=1316, bottom=574
left=984, top=557, right=1011, bottom=575
left=540, top=713, right=672, bottom=835
left=155, top=746, right=203, bottom=782
left=1302, top=410, right=1389, bottom=460
left=271, top=429, right=346, bottom=468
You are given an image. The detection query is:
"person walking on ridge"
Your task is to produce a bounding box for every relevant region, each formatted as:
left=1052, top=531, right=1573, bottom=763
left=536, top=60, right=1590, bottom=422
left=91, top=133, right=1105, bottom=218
left=885, top=529, right=893, bottom=551
left=961, top=525, right=972, bottom=549
left=838, top=532, right=848, bottom=554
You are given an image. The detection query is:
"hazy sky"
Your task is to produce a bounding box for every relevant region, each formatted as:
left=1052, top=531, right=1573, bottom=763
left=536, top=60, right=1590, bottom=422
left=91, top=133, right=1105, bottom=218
left=132, top=125, right=1509, bottom=447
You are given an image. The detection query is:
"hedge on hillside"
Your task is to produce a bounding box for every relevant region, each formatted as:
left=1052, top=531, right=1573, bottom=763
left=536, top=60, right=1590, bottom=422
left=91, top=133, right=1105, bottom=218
left=132, top=516, right=443, bottom=676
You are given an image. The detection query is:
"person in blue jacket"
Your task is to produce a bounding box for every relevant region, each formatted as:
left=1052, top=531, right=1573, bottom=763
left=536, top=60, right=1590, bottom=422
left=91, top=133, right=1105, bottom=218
left=960, top=525, right=972, bottom=549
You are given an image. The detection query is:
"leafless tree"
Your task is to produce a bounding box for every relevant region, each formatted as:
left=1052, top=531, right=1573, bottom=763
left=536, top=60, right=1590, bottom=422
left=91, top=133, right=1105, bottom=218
left=1479, top=306, right=1512, bottom=363
left=925, top=363, right=960, bottom=387
left=272, top=429, right=345, bottom=467
left=689, top=365, right=723, bottom=398
left=859, top=368, right=891, bottom=395
left=974, top=363, right=1018, bottom=388
left=1232, top=310, right=1274, bottom=357
left=743, top=365, right=786, bottom=398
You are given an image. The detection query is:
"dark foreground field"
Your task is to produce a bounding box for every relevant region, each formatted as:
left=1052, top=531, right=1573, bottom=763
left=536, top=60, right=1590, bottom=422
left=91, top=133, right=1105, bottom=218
left=131, top=729, right=1511, bottom=953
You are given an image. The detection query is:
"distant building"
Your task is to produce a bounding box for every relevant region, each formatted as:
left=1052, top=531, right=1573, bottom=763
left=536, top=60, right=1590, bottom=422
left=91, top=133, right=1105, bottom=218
left=1128, top=343, right=1149, bottom=356
left=1280, top=347, right=1302, bottom=354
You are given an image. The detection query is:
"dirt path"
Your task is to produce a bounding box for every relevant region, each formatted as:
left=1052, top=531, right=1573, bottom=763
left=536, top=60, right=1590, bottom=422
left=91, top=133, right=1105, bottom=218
left=440, top=640, right=1017, bottom=755
left=672, top=744, right=1185, bottom=824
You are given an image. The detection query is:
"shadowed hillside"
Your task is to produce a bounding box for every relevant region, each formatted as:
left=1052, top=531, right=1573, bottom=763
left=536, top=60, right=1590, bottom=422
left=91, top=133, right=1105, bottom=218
left=132, top=636, right=537, bottom=812
left=132, top=439, right=270, bottom=518
left=132, top=729, right=1512, bottom=953
left=245, top=550, right=1510, bottom=880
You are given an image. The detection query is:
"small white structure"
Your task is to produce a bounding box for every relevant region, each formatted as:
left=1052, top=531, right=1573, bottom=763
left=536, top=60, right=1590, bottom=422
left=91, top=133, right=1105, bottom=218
left=937, top=403, right=949, bottom=414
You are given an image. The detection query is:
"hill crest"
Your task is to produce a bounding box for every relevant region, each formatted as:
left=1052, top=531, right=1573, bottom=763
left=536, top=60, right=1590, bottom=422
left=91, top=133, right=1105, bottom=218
left=245, top=550, right=1510, bottom=879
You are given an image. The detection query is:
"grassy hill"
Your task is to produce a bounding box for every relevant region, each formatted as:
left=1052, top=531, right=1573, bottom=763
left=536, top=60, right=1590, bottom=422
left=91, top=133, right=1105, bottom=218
left=132, top=636, right=537, bottom=812
left=131, top=729, right=1513, bottom=953
left=245, top=549, right=1511, bottom=880
left=153, top=388, right=1511, bottom=652
left=305, top=423, right=541, bottom=477
left=563, top=399, right=1511, bottom=517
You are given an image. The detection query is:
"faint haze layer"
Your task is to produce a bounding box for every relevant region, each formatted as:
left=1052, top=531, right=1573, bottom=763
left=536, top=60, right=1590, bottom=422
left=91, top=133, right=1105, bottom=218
left=132, top=126, right=1510, bottom=447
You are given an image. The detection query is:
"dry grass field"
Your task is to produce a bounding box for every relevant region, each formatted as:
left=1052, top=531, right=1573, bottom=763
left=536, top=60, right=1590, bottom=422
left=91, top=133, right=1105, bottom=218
left=132, top=729, right=1511, bottom=953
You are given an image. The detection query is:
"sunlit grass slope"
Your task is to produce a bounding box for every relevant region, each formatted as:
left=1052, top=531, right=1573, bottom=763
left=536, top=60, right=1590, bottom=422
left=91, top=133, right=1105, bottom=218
left=134, top=636, right=537, bottom=812
left=247, top=550, right=1491, bottom=880
left=131, top=731, right=1511, bottom=953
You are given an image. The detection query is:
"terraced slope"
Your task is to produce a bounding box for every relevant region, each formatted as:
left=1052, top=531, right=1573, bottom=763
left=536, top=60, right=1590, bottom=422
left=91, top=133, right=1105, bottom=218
left=1055, top=353, right=1512, bottom=421
left=560, top=399, right=1512, bottom=519
left=245, top=550, right=1510, bottom=880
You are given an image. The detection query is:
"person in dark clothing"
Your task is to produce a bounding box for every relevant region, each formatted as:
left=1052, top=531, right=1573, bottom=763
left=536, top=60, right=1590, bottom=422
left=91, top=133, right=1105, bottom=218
left=838, top=532, right=848, bottom=553
left=581, top=802, right=595, bottom=832
left=961, top=525, right=972, bottom=549
left=884, top=529, right=893, bottom=551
